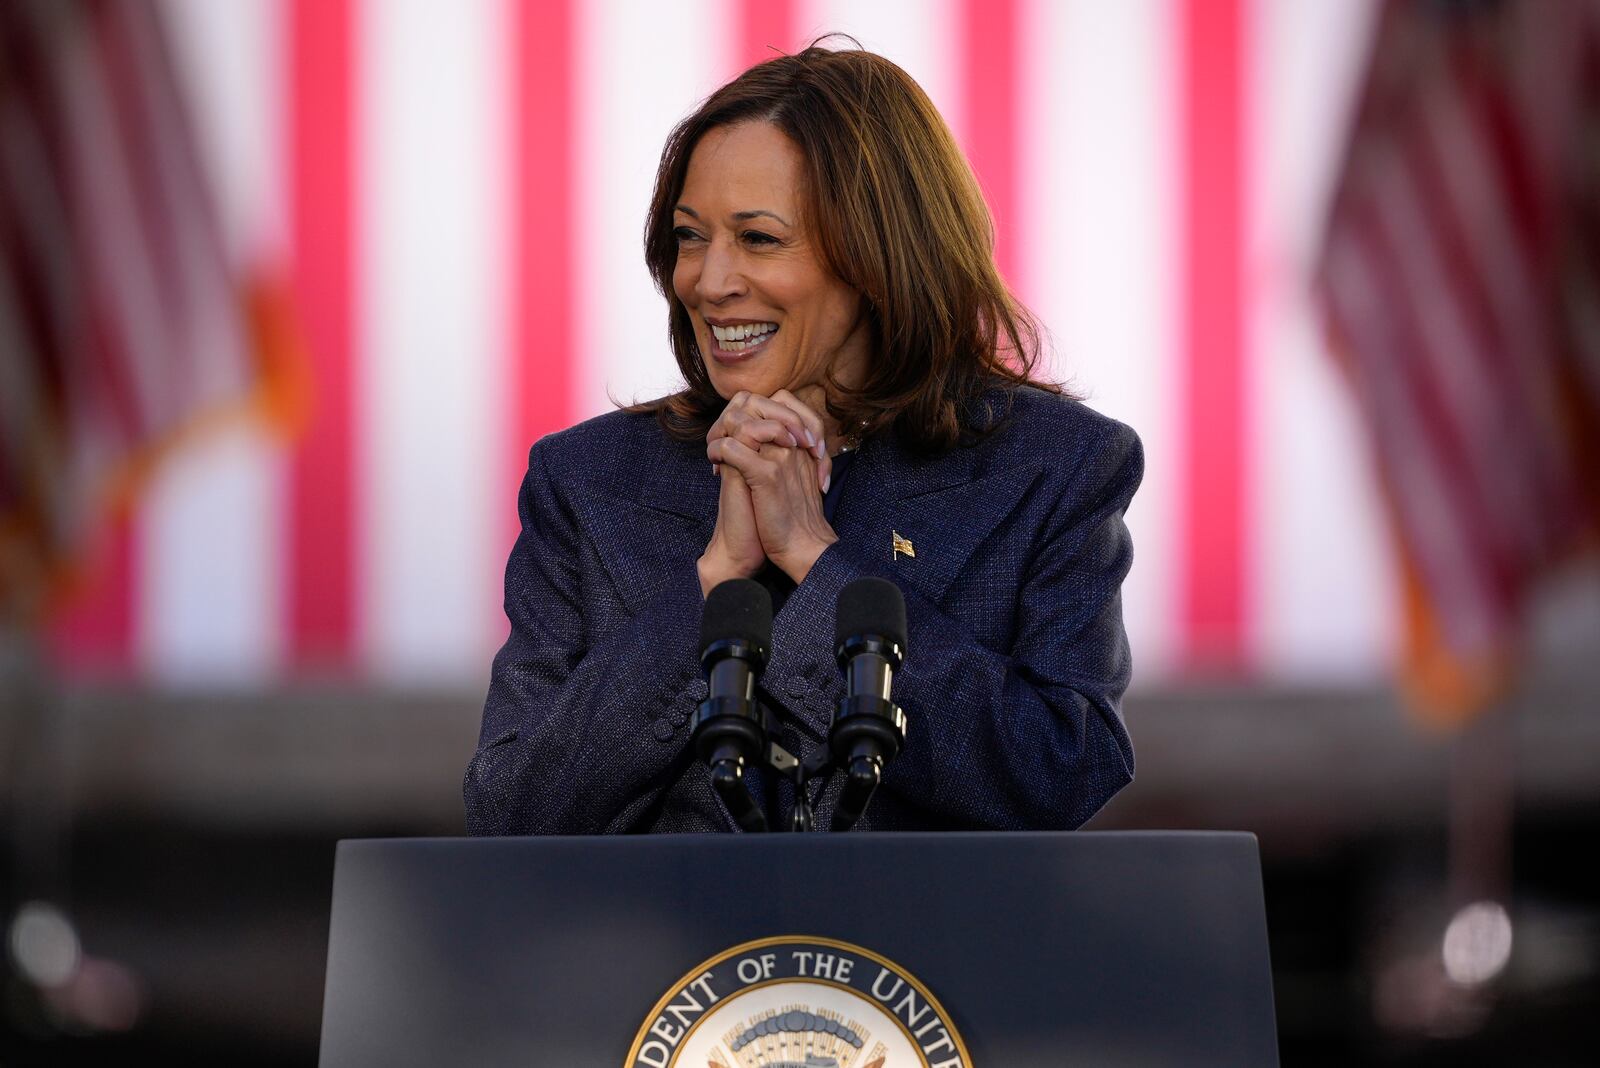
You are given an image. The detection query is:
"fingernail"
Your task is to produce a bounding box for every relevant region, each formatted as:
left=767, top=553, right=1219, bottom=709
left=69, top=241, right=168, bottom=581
left=803, top=429, right=816, bottom=448
left=822, top=473, right=831, bottom=493
left=816, top=441, right=827, bottom=460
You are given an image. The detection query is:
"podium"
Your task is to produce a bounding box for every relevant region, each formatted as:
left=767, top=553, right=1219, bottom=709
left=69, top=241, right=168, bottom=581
left=320, top=832, right=1278, bottom=1067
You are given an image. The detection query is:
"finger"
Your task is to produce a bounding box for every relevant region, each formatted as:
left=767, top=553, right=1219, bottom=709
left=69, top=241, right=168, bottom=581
left=726, top=404, right=800, bottom=447
left=764, top=391, right=830, bottom=491
left=708, top=435, right=777, bottom=483
left=706, top=390, right=754, bottom=444
left=768, top=389, right=828, bottom=459
left=708, top=398, right=808, bottom=451
left=707, top=390, right=748, bottom=444
left=733, top=419, right=802, bottom=452
left=735, top=393, right=816, bottom=452
left=756, top=438, right=830, bottom=497
left=708, top=426, right=794, bottom=466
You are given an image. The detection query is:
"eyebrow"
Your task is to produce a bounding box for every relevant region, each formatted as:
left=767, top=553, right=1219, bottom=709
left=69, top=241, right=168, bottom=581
left=675, top=204, right=791, bottom=226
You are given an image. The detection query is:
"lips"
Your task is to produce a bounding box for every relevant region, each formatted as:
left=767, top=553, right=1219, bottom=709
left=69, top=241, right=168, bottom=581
left=704, top=319, right=777, bottom=364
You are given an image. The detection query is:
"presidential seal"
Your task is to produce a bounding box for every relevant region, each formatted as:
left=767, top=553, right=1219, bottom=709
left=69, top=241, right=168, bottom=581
left=625, top=936, right=971, bottom=1068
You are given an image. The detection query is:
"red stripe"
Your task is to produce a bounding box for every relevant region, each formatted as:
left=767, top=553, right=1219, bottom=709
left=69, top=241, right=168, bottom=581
left=1180, top=0, right=1249, bottom=669
left=287, top=0, right=357, bottom=667
left=504, top=0, right=575, bottom=613
left=1452, top=43, right=1552, bottom=268
left=960, top=0, right=1021, bottom=288
left=47, top=511, right=137, bottom=672
left=736, top=0, right=796, bottom=69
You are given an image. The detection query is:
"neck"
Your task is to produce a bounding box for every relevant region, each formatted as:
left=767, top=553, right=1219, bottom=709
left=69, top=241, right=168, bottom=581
left=793, top=384, right=851, bottom=455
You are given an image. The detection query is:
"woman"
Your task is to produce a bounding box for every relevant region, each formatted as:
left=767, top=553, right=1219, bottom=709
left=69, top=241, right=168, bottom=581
left=465, top=40, right=1142, bottom=835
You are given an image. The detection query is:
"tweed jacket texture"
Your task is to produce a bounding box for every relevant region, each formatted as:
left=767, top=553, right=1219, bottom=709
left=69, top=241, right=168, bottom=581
left=464, top=384, right=1143, bottom=834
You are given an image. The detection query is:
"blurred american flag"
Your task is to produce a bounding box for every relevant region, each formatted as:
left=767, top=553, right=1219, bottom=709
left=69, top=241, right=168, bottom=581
left=0, top=0, right=282, bottom=628
left=1315, top=0, right=1600, bottom=720
left=31, top=0, right=1404, bottom=690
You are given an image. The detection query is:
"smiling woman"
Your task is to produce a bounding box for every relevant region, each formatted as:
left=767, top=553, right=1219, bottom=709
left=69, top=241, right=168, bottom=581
left=465, top=38, right=1145, bottom=836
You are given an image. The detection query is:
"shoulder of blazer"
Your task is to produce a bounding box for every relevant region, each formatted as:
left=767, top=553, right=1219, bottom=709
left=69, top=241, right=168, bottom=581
left=527, top=407, right=696, bottom=498
left=974, top=384, right=1139, bottom=458
left=941, top=384, right=1143, bottom=500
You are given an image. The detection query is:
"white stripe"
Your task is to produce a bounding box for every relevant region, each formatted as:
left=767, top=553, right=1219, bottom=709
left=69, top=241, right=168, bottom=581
left=1250, top=0, right=1395, bottom=679
left=361, top=0, right=509, bottom=681
left=159, top=0, right=287, bottom=263
left=139, top=428, right=285, bottom=683
left=574, top=0, right=735, bottom=418
left=1020, top=0, right=1179, bottom=681
left=797, top=0, right=964, bottom=148
left=140, top=0, right=284, bottom=683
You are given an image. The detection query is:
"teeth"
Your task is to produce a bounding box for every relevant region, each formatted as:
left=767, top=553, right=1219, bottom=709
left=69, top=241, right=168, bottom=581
left=710, top=322, right=777, bottom=342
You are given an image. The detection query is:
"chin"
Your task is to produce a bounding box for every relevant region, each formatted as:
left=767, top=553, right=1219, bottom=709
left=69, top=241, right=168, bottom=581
left=706, top=366, right=776, bottom=401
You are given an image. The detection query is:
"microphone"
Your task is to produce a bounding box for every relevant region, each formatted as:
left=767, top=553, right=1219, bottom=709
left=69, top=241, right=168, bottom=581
left=829, top=577, right=908, bottom=831
left=691, top=579, right=772, bottom=832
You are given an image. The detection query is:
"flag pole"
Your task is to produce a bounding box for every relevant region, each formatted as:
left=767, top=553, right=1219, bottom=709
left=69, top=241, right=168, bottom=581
left=1, top=616, right=79, bottom=996
left=1446, top=698, right=1515, bottom=912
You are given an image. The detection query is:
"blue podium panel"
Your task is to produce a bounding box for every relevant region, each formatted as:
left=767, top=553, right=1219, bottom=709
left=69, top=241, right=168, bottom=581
left=320, top=832, right=1278, bottom=1067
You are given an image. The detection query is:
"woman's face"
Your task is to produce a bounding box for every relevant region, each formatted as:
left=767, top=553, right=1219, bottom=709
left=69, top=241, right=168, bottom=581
left=672, top=121, right=871, bottom=404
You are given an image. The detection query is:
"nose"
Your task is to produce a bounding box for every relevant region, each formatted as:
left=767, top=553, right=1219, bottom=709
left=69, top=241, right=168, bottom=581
left=695, top=233, right=747, bottom=304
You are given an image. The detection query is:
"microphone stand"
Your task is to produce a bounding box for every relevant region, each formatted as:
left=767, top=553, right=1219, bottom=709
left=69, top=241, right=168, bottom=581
left=717, top=705, right=895, bottom=833
left=697, top=690, right=815, bottom=832
left=710, top=702, right=824, bottom=833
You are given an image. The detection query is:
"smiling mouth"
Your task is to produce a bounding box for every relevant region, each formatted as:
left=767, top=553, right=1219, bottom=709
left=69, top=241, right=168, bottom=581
left=708, top=324, right=779, bottom=363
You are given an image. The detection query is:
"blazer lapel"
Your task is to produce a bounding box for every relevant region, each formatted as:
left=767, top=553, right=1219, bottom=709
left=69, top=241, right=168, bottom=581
left=572, top=424, right=1041, bottom=615
left=831, top=434, right=1044, bottom=605
left=571, top=435, right=717, bottom=613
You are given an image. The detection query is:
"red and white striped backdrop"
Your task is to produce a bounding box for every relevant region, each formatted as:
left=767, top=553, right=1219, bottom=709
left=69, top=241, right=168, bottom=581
left=50, top=0, right=1394, bottom=688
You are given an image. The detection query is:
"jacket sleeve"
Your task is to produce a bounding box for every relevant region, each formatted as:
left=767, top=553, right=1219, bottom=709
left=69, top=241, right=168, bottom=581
left=463, top=440, right=706, bottom=835
left=773, top=419, right=1143, bottom=830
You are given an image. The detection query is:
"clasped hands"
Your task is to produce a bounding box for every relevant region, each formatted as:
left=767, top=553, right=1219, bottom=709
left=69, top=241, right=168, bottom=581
left=697, top=389, right=839, bottom=598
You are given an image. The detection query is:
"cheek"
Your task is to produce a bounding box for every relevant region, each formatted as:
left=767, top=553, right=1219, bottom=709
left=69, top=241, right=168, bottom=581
left=671, top=261, right=695, bottom=305
left=817, top=291, right=858, bottom=342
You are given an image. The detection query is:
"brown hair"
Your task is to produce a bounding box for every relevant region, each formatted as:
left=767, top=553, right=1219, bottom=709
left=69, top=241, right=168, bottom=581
left=634, top=36, right=1065, bottom=454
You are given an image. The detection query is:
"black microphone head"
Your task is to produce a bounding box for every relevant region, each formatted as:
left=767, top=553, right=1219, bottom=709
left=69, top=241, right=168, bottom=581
left=835, top=577, right=907, bottom=651
left=699, top=579, right=772, bottom=661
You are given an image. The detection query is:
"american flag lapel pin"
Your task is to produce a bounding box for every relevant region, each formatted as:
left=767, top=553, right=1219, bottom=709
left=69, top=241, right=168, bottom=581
left=892, top=530, right=915, bottom=561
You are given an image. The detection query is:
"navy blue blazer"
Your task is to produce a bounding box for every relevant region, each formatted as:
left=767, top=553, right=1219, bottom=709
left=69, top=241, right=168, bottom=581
left=465, top=384, right=1143, bottom=834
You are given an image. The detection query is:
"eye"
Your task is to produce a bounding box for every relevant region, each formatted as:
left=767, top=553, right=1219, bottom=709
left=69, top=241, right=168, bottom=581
left=673, top=226, right=701, bottom=242
left=742, top=231, right=778, bottom=246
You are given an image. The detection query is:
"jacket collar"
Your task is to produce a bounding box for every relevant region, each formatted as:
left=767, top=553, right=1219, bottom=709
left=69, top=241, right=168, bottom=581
left=623, top=425, right=1037, bottom=611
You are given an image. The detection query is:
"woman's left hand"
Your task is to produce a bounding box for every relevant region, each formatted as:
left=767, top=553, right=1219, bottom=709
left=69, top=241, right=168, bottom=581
left=707, top=432, right=838, bottom=583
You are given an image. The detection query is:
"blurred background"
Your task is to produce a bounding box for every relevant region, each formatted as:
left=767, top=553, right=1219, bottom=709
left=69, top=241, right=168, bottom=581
left=2, top=0, right=1597, bottom=1063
